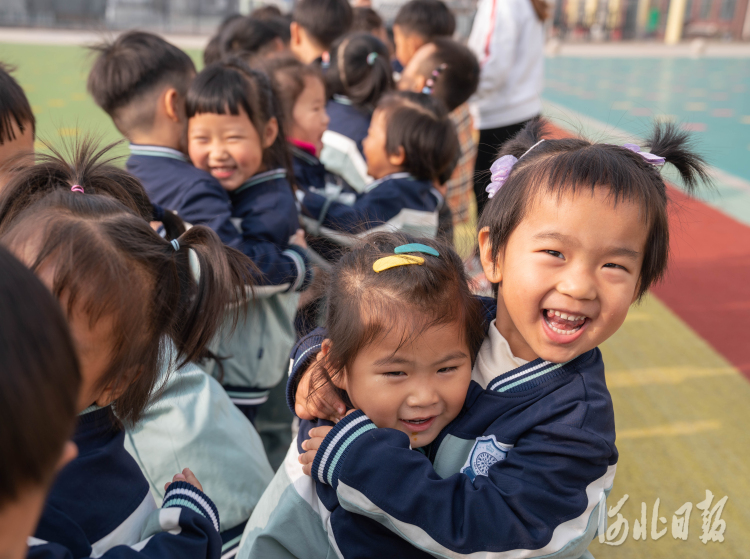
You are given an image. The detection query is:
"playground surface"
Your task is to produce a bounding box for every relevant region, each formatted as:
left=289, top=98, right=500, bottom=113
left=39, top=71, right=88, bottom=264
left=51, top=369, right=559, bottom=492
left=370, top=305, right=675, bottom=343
left=1, top=37, right=748, bottom=558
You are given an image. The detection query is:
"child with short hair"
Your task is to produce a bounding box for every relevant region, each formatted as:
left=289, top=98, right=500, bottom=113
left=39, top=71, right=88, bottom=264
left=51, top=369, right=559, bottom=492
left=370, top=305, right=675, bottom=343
left=2, top=181, right=256, bottom=557
left=301, top=91, right=458, bottom=243
left=398, top=37, right=480, bottom=235
left=320, top=32, right=393, bottom=191
left=238, top=233, right=485, bottom=558
left=0, top=246, right=79, bottom=559
left=0, top=146, right=275, bottom=558
left=186, top=59, right=312, bottom=420
left=0, top=64, right=35, bottom=186
left=286, top=119, right=711, bottom=557
left=290, top=0, right=353, bottom=64
left=392, top=0, right=455, bottom=69
left=215, top=16, right=290, bottom=64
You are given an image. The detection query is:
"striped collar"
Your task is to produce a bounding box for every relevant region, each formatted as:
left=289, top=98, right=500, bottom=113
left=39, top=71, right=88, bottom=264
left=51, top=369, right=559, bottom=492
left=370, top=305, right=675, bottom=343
left=291, top=145, right=320, bottom=166
left=234, top=168, right=287, bottom=195
left=332, top=94, right=353, bottom=106
left=79, top=404, right=104, bottom=416
left=365, top=172, right=415, bottom=193
left=486, top=350, right=593, bottom=394
left=129, top=144, right=188, bottom=162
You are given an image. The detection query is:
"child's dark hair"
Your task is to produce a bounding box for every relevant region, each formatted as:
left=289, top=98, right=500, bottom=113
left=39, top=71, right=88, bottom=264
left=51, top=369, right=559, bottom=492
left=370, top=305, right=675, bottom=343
left=88, top=31, right=196, bottom=136
left=0, top=246, right=80, bottom=504
left=327, top=32, right=392, bottom=111
left=218, top=16, right=290, bottom=63
left=394, top=0, right=456, bottom=39
left=251, top=5, right=284, bottom=19
left=0, top=64, right=35, bottom=146
left=186, top=58, right=295, bottom=189
left=311, top=232, right=484, bottom=400
left=419, top=38, right=479, bottom=112
left=204, top=13, right=244, bottom=66
left=259, top=54, right=325, bottom=128
left=478, top=118, right=712, bottom=300
left=0, top=149, right=253, bottom=426
left=292, top=0, right=353, bottom=49
left=377, top=91, right=459, bottom=184
left=351, top=7, right=384, bottom=34
left=0, top=138, right=184, bottom=240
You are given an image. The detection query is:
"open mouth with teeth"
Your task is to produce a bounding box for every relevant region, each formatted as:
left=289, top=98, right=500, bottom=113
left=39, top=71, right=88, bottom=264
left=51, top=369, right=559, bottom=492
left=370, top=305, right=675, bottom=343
left=543, top=309, right=587, bottom=336
left=399, top=416, right=436, bottom=432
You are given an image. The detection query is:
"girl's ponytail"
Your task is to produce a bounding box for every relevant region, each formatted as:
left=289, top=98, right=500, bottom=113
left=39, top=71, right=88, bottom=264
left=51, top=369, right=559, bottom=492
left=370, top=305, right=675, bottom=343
left=497, top=117, right=549, bottom=160
left=328, top=32, right=393, bottom=111
left=645, top=122, right=711, bottom=194
left=165, top=226, right=255, bottom=368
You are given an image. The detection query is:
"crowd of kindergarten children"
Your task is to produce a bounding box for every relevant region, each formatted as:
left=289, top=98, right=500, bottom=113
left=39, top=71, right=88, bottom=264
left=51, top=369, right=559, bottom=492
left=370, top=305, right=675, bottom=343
left=0, top=0, right=713, bottom=558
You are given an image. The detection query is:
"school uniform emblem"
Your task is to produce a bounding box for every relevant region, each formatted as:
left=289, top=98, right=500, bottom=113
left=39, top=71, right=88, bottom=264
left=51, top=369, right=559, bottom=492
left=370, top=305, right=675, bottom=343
left=461, top=435, right=513, bottom=482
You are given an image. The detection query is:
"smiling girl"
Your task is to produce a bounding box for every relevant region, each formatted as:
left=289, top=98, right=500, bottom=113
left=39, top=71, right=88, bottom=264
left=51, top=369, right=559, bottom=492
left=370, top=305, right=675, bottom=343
left=186, top=59, right=312, bottom=421
left=274, top=118, right=710, bottom=558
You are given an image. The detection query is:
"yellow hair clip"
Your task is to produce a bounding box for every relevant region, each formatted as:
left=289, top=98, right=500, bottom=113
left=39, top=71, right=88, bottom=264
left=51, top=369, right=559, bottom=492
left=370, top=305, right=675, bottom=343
left=373, top=254, right=425, bottom=273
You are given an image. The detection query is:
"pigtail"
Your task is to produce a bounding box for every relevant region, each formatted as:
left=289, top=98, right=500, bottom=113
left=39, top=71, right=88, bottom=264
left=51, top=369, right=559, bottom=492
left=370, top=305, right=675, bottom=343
left=167, top=226, right=255, bottom=368
left=645, top=122, right=711, bottom=194
left=328, top=33, right=392, bottom=111
left=0, top=137, right=153, bottom=233
left=152, top=204, right=187, bottom=240
left=498, top=117, right=550, bottom=159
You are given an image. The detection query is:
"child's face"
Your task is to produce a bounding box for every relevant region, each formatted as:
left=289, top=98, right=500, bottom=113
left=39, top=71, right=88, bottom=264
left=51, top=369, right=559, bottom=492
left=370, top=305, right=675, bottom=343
left=333, top=318, right=472, bottom=448
left=188, top=108, right=277, bottom=190
left=393, top=25, right=426, bottom=67
left=479, top=187, right=648, bottom=364
left=397, top=42, right=437, bottom=94
left=362, top=109, right=403, bottom=179
left=289, top=75, right=329, bottom=155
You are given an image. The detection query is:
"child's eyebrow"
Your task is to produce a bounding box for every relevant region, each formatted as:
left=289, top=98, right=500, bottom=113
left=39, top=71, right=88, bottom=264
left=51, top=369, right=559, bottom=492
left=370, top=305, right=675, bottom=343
left=432, top=351, right=470, bottom=366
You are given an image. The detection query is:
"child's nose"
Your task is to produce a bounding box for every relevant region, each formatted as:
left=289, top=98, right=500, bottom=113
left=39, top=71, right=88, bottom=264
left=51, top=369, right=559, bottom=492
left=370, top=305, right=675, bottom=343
left=406, top=386, right=440, bottom=408
left=557, top=266, right=597, bottom=301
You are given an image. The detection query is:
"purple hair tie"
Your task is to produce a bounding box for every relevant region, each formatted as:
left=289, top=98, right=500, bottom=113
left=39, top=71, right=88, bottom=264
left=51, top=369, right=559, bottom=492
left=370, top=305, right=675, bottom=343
left=621, top=143, right=666, bottom=166
left=71, top=185, right=84, bottom=193
left=486, top=139, right=545, bottom=199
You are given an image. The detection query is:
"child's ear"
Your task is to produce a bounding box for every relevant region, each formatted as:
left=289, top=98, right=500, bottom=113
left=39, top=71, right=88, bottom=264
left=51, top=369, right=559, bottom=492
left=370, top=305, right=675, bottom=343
left=262, top=117, right=279, bottom=149
left=290, top=22, right=301, bottom=46
left=164, top=88, right=182, bottom=123
left=387, top=146, right=406, bottom=167
left=478, top=226, right=503, bottom=283
left=320, top=340, right=348, bottom=392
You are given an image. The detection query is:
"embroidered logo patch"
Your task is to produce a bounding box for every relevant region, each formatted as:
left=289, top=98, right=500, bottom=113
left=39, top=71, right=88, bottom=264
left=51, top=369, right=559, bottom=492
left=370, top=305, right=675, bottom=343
left=460, top=435, right=513, bottom=482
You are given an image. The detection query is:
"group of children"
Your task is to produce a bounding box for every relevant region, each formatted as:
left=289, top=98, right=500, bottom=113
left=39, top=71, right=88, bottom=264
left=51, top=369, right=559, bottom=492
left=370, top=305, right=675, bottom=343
left=0, top=1, right=712, bottom=558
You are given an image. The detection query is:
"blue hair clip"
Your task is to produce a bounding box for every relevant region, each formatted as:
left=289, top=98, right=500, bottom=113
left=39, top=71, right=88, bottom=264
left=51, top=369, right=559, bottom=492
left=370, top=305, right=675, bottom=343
left=171, top=239, right=180, bottom=251
left=394, top=243, right=439, bottom=258
left=366, top=52, right=378, bottom=66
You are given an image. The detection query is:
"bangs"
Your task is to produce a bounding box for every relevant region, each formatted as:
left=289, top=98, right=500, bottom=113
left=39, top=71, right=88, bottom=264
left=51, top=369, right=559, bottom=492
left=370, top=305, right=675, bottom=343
left=186, top=64, right=254, bottom=118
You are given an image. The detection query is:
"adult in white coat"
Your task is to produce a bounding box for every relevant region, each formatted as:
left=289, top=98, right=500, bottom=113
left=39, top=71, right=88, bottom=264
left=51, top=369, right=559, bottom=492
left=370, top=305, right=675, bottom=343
left=468, top=0, right=547, bottom=214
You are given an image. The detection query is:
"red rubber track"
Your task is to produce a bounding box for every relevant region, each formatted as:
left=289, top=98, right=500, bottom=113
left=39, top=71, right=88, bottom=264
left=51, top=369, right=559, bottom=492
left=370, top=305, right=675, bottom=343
left=545, top=123, right=750, bottom=378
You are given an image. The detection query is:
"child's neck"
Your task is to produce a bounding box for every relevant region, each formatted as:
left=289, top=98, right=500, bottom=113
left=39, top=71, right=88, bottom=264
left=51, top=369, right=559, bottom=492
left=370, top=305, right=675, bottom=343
left=128, top=129, right=184, bottom=154
left=494, top=298, right=539, bottom=362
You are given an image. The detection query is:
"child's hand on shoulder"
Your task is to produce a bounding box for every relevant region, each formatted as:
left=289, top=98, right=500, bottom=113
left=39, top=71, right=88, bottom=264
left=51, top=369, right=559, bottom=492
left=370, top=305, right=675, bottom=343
left=295, top=350, right=347, bottom=422
left=164, top=467, right=203, bottom=492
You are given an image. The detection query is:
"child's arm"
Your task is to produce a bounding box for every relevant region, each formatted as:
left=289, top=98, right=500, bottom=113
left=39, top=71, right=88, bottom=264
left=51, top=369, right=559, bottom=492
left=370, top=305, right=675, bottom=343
left=27, top=471, right=222, bottom=559
left=301, top=410, right=613, bottom=558
left=231, top=186, right=312, bottom=291
left=300, top=185, right=405, bottom=234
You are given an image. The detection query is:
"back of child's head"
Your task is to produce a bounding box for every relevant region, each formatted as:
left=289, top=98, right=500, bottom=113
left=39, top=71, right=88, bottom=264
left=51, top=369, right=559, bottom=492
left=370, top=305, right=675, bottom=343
left=0, top=63, right=35, bottom=151
left=88, top=31, right=195, bottom=137
left=292, top=0, right=353, bottom=49
left=377, top=91, right=458, bottom=184
left=0, top=146, right=253, bottom=426
left=0, top=245, right=80, bottom=506
left=417, top=38, right=479, bottom=112
left=327, top=32, right=392, bottom=111
left=186, top=58, right=294, bottom=187
left=259, top=54, right=324, bottom=127
left=217, top=16, right=290, bottom=63
left=204, top=13, right=244, bottom=65
left=0, top=138, right=184, bottom=239
left=251, top=5, right=284, bottom=19
left=478, top=118, right=712, bottom=300
left=351, top=7, right=384, bottom=34
left=316, top=232, right=484, bottom=388
left=394, top=0, right=455, bottom=39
